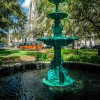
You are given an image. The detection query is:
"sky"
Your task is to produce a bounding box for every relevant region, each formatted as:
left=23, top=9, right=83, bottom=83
left=19, top=0, right=31, bottom=14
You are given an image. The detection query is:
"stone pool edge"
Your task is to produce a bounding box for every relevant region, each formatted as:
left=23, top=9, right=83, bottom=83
left=0, top=61, right=100, bottom=76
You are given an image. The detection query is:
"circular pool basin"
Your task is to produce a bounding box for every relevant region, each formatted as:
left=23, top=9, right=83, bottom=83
left=0, top=67, right=100, bottom=100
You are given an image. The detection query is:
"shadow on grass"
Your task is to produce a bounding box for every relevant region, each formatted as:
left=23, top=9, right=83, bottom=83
left=25, top=52, right=37, bottom=56
left=0, top=49, right=19, bottom=56
left=0, top=56, right=21, bottom=67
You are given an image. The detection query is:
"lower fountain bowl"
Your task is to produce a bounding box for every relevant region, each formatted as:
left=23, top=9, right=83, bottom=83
left=48, top=12, right=68, bottom=20
left=49, top=0, right=65, bottom=4
left=42, top=76, right=74, bottom=87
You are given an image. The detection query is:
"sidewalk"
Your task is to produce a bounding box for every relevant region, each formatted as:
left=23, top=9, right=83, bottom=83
left=20, top=55, right=35, bottom=62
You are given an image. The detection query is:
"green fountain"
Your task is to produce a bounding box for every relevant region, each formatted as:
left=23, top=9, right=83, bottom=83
left=38, top=0, right=78, bottom=87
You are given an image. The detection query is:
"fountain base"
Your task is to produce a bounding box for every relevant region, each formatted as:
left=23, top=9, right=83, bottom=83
left=42, top=76, right=74, bottom=87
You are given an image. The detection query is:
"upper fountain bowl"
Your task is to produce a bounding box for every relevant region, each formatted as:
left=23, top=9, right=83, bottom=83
left=37, top=36, right=78, bottom=46
left=48, top=12, right=68, bottom=20
left=49, top=0, right=65, bottom=4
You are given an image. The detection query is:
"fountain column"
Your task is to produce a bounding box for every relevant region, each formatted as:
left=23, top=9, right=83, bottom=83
left=38, top=0, right=78, bottom=87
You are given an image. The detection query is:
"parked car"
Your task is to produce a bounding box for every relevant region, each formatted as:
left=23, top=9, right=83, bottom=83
left=91, top=45, right=100, bottom=49
left=80, top=45, right=89, bottom=49
left=91, top=45, right=100, bottom=55
left=0, top=43, right=4, bottom=49
left=43, top=44, right=52, bottom=49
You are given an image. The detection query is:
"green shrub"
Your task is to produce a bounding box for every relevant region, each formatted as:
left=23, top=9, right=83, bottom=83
left=63, top=54, right=80, bottom=61
left=0, top=58, right=2, bottom=66
left=78, top=55, right=88, bottom=62
left=89, top=55, right=100, bottom=64
left=0, top=59, right=2, bottom=66
left=35, top=53, right=49, bottom=61
left=26, top=52, right=37, bottom=56
left=63, top=53, right=100, bottom=64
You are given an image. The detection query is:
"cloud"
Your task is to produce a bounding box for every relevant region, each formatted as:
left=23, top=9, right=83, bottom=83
left=21, top=0, right=31, bottom=8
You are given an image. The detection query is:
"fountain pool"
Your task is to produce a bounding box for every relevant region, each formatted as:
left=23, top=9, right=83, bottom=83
left=0, top=66, right=100, bottom=100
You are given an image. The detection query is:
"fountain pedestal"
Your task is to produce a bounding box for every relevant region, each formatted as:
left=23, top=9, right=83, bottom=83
left=38, top=0, right=78, bottom=87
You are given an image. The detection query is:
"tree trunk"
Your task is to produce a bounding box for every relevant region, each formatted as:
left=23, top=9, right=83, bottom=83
left=72, top=41, right=75, bottom=49
left=98, top=47, right=100, bottom=56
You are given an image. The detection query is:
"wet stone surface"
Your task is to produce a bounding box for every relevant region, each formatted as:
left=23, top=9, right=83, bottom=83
left=0, top=67, right=100, bottom=100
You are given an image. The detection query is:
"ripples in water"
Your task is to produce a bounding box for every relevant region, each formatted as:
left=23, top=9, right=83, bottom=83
left=0, top=68, right=100, bottom=100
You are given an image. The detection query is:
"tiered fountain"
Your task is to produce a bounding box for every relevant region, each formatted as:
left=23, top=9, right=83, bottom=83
left=0, top=1, right=99, bottom=97
left=38, top=0, right=78, bottom=87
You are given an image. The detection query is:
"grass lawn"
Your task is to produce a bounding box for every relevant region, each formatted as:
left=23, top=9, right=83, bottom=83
left=45, top=49, right=99, bottom=64
left=0, top=49, right=37, bottom=57
left=0, top=49, right=100, bottom=65
left=0, top=50, right=37, bottom=66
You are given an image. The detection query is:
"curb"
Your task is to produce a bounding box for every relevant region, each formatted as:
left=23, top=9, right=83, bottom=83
left=0, top=61, right=100, bottom=76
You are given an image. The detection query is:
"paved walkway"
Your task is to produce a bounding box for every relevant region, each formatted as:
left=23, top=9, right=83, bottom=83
left=20, top=55, right=35, bottom=62
left=18, top=49, right=47, bottom=62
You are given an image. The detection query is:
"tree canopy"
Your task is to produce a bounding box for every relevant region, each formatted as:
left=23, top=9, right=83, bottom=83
left=0, top=0, right=27, bottom=35
left=67, top=0, right=100, bottom=35
left=30, top=0, right=100, bottom=38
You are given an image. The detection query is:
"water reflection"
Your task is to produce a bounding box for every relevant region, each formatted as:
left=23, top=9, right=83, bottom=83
left=0, top=68, right=100, bottom=100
